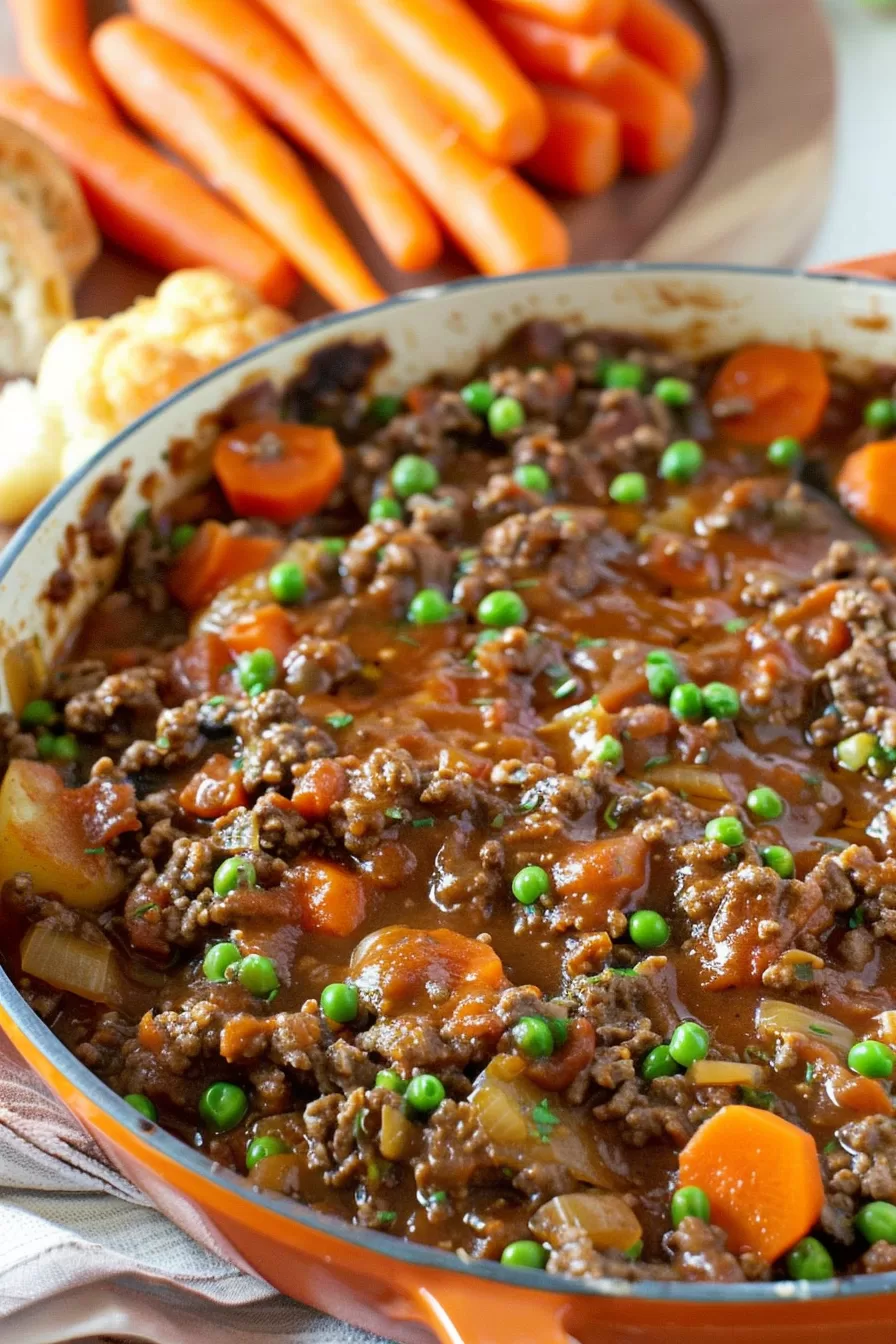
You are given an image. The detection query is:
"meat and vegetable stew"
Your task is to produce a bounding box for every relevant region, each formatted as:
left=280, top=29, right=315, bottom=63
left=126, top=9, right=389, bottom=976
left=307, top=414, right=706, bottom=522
left=6, top=320, right=896, bottom=1287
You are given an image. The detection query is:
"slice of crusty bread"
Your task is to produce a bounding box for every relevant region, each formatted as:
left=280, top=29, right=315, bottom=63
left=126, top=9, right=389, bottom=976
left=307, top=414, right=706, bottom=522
left=0, top=377, right=62, bottom=523
left=0, top=116, right=99, bottom=284
left=0, top=184, right=73, bottom=376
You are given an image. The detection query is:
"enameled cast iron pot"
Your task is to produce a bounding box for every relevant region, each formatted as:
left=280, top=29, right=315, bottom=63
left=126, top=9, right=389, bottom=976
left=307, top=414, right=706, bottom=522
left=2, top=264, right=896, bottom=1344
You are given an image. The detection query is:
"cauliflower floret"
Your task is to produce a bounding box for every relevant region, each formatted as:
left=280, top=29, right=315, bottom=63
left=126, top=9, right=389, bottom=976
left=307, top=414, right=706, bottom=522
left=35, top=268, right=293, bottom=480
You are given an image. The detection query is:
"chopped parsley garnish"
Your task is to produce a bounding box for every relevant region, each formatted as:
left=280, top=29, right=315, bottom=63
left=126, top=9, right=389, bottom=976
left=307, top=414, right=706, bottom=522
left=513, top=578, right=538, bottom=589
left=603, top=798, right=620, bottom=830
left=385, top=806, right=406, bottom=821
left=794, top=963, right=815, bottom=982
left=207, top=695, right=226, bottom=707
left=376, top=1210, right=397, bottom=1226
left=471, top=697, right=495, bottom=706
left=723, top=617, right=749, bottom=633
left=552, top=511, right=572, bottom=522
left=131, top=902, right=158, bottom=918
left=531, top=1097, right=560, bottom=1143
left=849, top=906, right=866, bottom=928
left=428, top=1190, right=447, bottom=1205
left=643, top=755, right=671, bottom=770
left=805, top=1062, right=815, bottom=1084
left=395, top=634, right=420, bottom=647
left=353, top=1108, right=370, bottom=1140
left=411, top=817, right=435, bottom=828
left=824, top=1139, right=839, bottom=1153
left=232, top=757, right=244, bottom=773
left=809, top=1024, right=831, bottom=1037
left=576, top=636, right=608, bottom=648
left=325, top=712, right=354, bottom=730
left=803, top=773, right=822, bottom=788
left=491, top=813, right=505, bottom=829
left=517, top=794, right=540, bottom=814
left=740, top=1086, right=777, bottom=1111
left=83, top=846, right=105, bottom=855
left=156, top=737, right=170, bottom=750
left=610, top=968, right=638, bottom=977
left=551, top=678, right=577, bottom=700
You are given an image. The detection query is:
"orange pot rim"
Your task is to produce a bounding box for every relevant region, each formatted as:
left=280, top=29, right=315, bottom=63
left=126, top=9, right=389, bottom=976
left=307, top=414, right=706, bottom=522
left=4, top=262, right=896, bottom=1309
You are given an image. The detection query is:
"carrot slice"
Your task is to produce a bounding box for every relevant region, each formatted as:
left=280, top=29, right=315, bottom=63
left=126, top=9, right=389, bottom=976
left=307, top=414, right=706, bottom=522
left=524, top=88, right=620, bottom=194
left=708, top=345, right=831, bottom=445
left=478, top=9, right=694, bottom=172
left=486, top=0, right=626, bottom=33
left=0, top=81, right=297, bottom=305
left=678, top=1105, right=825, bottom=1262
left=130, top=0, right=441, bottom=273
left=179, top=753, right=248, bottom=819
left=224, top=604, right=297, bottom=664
left=168, top=521, right=281, bottom=611
left=618, top=0, right=707, bottom=91
left=359, top=0, right=546, bottom=163
left=285, top=858, right=367, bottom=937
left=212, top=421, right=344, bottom=525
left=552, top=834, right=648, bottom=929
left=291, top=759, right=348, bottom=820
left=91, top=18, right=384, bottom=311
left=8, top=0, right=117, bottom=118
left=259, top=0, right=569, bottom=276
left=837, top=439, right=896, bottom=543
left=170, top=632, right=233, bottom=697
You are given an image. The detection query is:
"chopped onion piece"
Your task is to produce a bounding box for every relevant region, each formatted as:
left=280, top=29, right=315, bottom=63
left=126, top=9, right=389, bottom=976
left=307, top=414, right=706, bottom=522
left=21, top=923, right=117, bottom=1004
left=530, top=1192, right=641, bottom=1252
left=875, top=1011, right=896, bottom=1047
left=379, top=1104, right=414, bottom=1160
left=472, top=1076, right=529, bottom=1146
left=642, top=764, right=731, bottom=802
left=756, top=999, right=854, bottom=1056
left=686, top=1060, right=763, bottom=1087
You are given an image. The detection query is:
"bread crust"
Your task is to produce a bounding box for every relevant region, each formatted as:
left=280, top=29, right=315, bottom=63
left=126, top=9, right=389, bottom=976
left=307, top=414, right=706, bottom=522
left=0, top=115, right=99, bottom=283
left=0, top=183, right=73, bottom=376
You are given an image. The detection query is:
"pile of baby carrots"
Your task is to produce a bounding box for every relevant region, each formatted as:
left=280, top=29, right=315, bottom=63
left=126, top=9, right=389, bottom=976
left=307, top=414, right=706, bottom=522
left=2, top=0, right=706, bottom=311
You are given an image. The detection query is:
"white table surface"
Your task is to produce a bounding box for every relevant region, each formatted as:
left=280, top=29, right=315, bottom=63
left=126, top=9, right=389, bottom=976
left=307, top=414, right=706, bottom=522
left=806, top=0, right=896, bottom=265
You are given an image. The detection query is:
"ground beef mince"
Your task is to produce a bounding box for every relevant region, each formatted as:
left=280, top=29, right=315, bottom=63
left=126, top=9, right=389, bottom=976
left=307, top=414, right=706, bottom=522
left=6, top=323, right=896, bottom=1288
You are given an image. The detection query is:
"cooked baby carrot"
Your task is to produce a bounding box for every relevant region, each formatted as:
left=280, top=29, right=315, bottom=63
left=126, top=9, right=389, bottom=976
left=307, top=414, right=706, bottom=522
left=483, top=9, right=695, bottom=172
left=524, top=88, right=620, bottom=194
left=359, top=0, right=546, bottom=163
left=0, top=81, right=297, bottom=305
left=179, top=754, right=248, bottom=819
left=486, top=0, right=626, bottom=32
left=286, top=858, right=367, bottom=937
left=168, top=522, right=281, bottom=610
left=224, top=604, right=297, bottom=664
left=212, top=421, right=345, bottom=524
left=91, top=18, right=385, bottom=311
left=837, top=440, right=896, bottom=543
left=291, top=759, right=348, bottom=820
left=130, top=0, right=440, bottom=273
left=258, top=0, right=568, bottom=276
left=170, top=632, right=233, bottom=697
left=618, top=0, right=707, bottom=90
left=708, top=345, right=831, bottom=445
left=678, top=1105, right=825, bottom=1262
left=8, top=0, right=116, bottom=118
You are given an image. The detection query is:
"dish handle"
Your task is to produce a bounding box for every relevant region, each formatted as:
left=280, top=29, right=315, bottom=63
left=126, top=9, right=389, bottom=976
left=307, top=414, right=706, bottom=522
left=407, top=1279, right=572, bottom=1344
left=812, top=252, right=896, bottom=280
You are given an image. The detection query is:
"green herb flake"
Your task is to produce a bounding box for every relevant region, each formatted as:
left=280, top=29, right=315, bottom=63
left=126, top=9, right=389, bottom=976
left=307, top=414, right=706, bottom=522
left=551, top=678, right=578, bottom=700
left=232, top=757, right=244, bottom=773
left=376, top=1210, right=397, bottom=1226
left=740, top=1086, right=777, bottom=1111
left=723, top=617, right=749, bottom=633
left=207, top=696, right=226, bottom=707
left=610, top=967, right=638, bottom=977
left=395, top=634, right=420, bottom=647
left=531, top=1097, right=560, bottom=1143
left=643, top=755, right=671, bottom=770
left=155, top=737, right=170, bottom=750
left=83, top=846, right=105, bottom=855
left=412, top=817, right=435, bottom=829
left=809, top=1024, right=831, bottom=1037
left=471, top=697, right=495, bottom=706
left=325, top=712, right=354, bottom=730
left=517, top=794, right=540, bottom=814
left=353, top=1108, right=370, bottom=1140
left=429, top=1190, right=447, bottom=1205
left=849, top=906, right=866, bottom=929
left=131, top=902, right=158, bottom=918
left=804, top=1062, right=815, bottom=1084
left=384, top=806, right=406, bottom=822
left=491, top=813, right=505, bottom=830
left=552, top=511, right=572, bottom=523
left=576, top=636, right=608, bottom=648
left=603, top=798, right=620, bottom=831
left=794, top=963, right=814, bottom=982
left=803, top=773, right=822, bottom=789
left=824, top=1139, right=839, bottom=1154
left=514, top=578, right=538, bottom=589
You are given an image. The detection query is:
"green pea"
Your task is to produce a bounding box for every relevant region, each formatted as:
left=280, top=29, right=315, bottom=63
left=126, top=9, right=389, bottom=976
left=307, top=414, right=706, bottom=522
left=653, top=376, right=693, bottom=407
left=513, top=463, right=551, bottom=493
left=669, top=1021, right=710, bottom=1067
left=702, top=682, right=740, bottom=719
left=238, top=647, right=277, bottom=694
left=391, top=454, right=439, bottom=498
left=124, top=1093, right=157, bottom=1121
left=405, top=1073, right=445, bottom=1113
left=669, top=682, right=703, bottom=721
left=501, top=1240, right=548, bottom=1269
left=213, top=857, right=256, bottom=897
left=847, top=1040, right=895, bottom=1079
left=318, top=537, right=347, bottom=555
left=203, top=941, right=242, bottom=982
left=20, top=699, right=55, bottom=728
left=320, top=982, right=358, bottom=1023
left=603, top=361, right=646, bottom=390
left=375, top=1069, right=407, bottom=1094
left=408, top=588, right=454, bottom=624
left=760, top=845, right=795, bottom=879
left=746, top=786, right=784, bottom=820
left=246, top=1135, right=290, bottom=1170
left=864, top=398, right=896, bottom=431
left=624, top=1239, right=643, bottom=1261
left=36, top=732, right=56, bottom=760
left=477, top=589, right=528, bottom=628
left=199, top=1081, right=248, bottom=1132
left=786, top=1236, right=834, bottom=1281
left=369, top=394, right=403, bottom=425
left=268, top=561, right=305, bottom=604
left=659, top=439, right=704, bottom=483
left=238, top=954, right=280, bottom=999
left=641, top=1044, right=679, bottom=1081
left=628, top=910, right=670, bottom=949
left=608, top=471, right=648, bottom=506
left=705, top=815, right=745, bottom=847
left=511, top=864, right=550, bottom=905
left=594, top=734, right=623, bottom=766
left=512, top=1015, right=555, bottom=1059
left=460, top=380, right=496, bottom=415
left=52, top=734, right=80, bottom=761
left=646, top=661, right=679, bottom=699
left=547, top=1017, right=568, bottom=1048
left=488, top=396, right=525, bottom=436
left=369, top=496, right=403, bottom=522
left=170, top=523, right=197, bottom=553
left=671, top=1185, right=710, bottom=1228
left=855, top=1200, right=896, bottom=1245
left=767, top=436, right=801, bottom=469
left=836, top=732, right=877, bottom=772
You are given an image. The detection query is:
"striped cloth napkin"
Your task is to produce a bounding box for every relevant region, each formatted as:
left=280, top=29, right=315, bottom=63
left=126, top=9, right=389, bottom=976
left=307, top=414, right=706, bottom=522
left=0, top=1030, right=376, bottom=1344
